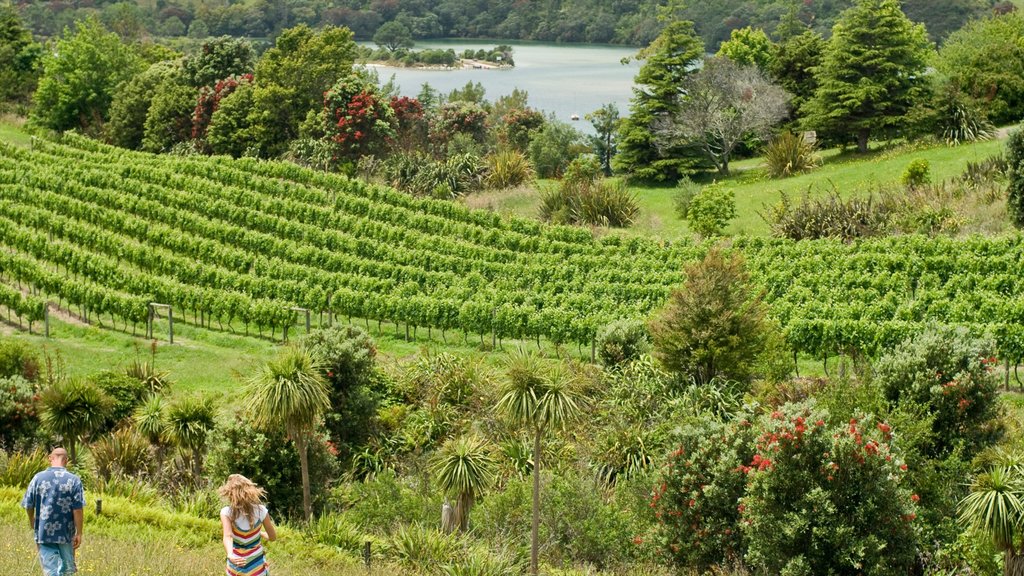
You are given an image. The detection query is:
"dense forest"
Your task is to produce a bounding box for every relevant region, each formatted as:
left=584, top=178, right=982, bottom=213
left=11, top=0, right=1012, bottom=48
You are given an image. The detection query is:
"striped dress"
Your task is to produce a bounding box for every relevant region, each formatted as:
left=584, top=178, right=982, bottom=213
left=223, top=505, right=269, bottom=576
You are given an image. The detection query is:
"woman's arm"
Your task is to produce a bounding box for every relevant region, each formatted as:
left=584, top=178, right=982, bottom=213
left=221, top=514, right=245, bottom=566
left=262, top=514, right=277, bottom=542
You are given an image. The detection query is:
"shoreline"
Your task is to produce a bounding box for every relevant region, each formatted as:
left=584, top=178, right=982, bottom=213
left=362, top=58, right=513, bottom=71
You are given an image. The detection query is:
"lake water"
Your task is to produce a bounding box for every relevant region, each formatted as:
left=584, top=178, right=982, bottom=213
left=363, top=40, right=641, bottom=131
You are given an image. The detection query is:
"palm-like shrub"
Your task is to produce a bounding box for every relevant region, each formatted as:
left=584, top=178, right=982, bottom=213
left=40, top=379, right=113, bottom=463
left=166, top=395, right=217, bottom=485
left=763, top=191, right=892, bottom=241
left=486, top=150, right=534, bottom=189
left=433, top=435, right=496, bottom=532
left=763, top=131, right=820, bottom=178
left=243, top=345, right=329, bottom=522
left=959, top=465, right=1024, bottom=575
left=134, top=394, right=171, bottom=473
left=391, top=523, right=462, bottom=569
left=495, top=353, right=582, bottom=575
left=91, top=427, right=151, bottom=481
left=938, top=96, right=995, bottom=146
left=0, top=449, right=49, bottom=487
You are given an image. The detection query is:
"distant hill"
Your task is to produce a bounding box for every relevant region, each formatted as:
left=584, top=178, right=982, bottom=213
left=14, top=0, right=1006, bottom=48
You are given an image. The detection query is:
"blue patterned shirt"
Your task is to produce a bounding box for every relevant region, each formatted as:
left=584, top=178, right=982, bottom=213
left=21, top=467, right=85, bottom=544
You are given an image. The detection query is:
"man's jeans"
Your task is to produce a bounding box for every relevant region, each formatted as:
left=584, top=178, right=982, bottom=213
left=37, top=543, right=76, bottom=576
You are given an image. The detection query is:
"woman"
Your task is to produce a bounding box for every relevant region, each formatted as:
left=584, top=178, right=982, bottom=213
left=219, top=474, right=277, bottom=576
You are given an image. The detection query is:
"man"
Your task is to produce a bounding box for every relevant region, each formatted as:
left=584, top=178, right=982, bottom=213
left=21, top=447, right=85, bottom=576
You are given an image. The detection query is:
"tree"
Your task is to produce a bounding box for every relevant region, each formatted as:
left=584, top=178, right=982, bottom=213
left=39, top=379, right=113, bottom=464
left=528, top=119, right=586, bottom=178
left=243, top=345, right=330, bottom=522
left=958, top=466, right=1024, bottom=576
left=1007, top=129, right=1024, bottom=228
left=716, top=26, right=775, bottom=71
left=183, top=36, right=256, bottom=88
left=373, top=20, right=414, bottom=53
left=254, top=24, right=357, bottom=140
left=495, top=353, right=581, bottom=576
left=206, top=81, right=257, bottom=157
left=166, top=395, right=217, bottom=485
left=432, top=435, right=496, bottom=533
left=0, top=7, right=42, bottom=105
left=649, top=247, right=770, bottom=386
left=321, top=72, right=397, bottom=162
left=936, top=13, right=1024, bottom=125
left=801, top=0, right=933, bottom=152
left=586, top=103, right=619, bottom=176
left=302, top=325, right=379, bottom=464
left=769, top=15, right=826, bottom=119
left=686, top=187, right=737, bottom=236
left=106, top=60, right=184, bottom=150
left=141, top=77, right=197, bottom=153
left=613, top=19, right=706, bottom=182
left=661, top=56, right=789, bottom=175
left=31, top=17, right=143, bottom=133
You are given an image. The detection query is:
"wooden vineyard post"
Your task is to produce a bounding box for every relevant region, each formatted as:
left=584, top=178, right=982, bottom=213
left=147, top=303, right=173, bottom=344
left=44, top=304, right=50, bottom=338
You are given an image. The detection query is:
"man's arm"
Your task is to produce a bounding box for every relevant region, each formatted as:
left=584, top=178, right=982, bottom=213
left=26, top=508, right=34, bottom=530
left=72, top=508, right=83, bottom=549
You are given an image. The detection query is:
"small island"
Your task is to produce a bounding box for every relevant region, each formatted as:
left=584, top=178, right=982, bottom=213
left=358, top=43, right=515, bottom=70
left=359, top=21, right=513, bottom=69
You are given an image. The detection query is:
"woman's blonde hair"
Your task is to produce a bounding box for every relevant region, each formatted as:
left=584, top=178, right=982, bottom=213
left=218, top=474, right=266, bottom=525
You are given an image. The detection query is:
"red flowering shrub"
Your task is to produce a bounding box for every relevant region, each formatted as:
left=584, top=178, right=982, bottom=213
left=497, top=107, right=545, bottom=152
left=0, top=375, right=39, bottom=449
left=430, top=101, right=489, bottom=148
left=389, top=95, right=427, bottom=152
left=741, top=402, right=918, bottom=575
left=651, top=417, right=757, bottom=570
left=192, top=73, right=253, bottom=142
left=874, top=327, right=1001, bottom=458
left=323, top=74, right=396, bottom=161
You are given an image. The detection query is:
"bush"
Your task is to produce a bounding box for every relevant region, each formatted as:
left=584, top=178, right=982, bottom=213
left=902, top=158, right=932, bottom=189
left=91, top=370, right=149, bottom=432
left=391, top=523, right=463, bottom=568
left=91, top=427, right=151, bottom=481
left=562, top=155, right=602, bottom=186
left=485, top=150, right=534, bottom=189
left=0, top=338, right=40, bottom=381
left=936, top=95, right=995, bottom=146
left=596, top=319, right=651, bottom=367
left=874, top=327, right=1002, bottom=459
left=331, top=470, right=438, bottom=533
left=303, top=325, right=379, bottom=463
left=411, top=154, right=486, bottom=199
left=539, top=178, right=639, bottom=228
left=652, top=417, right=756, bottom=571
left=307, top=512, right=369, bottom=555
left=763, top=191, right=892, bottom=241
left=686, top=187, right=736, bottom=237
left=0, top=375, right=39, bottom=449
left=741, top=402, right=918, bottom=575
left=1007, top=129, right=1024, bottom=227
left=207, top=416, right=340, bottom=521
left=672, top=178, right=701, bottom=219
left=763, top=132, right=820, bottom=178
left=0, top=448, right=48, bottom=487
left=528, top=120, right=587, bottom=179
left=649, top=248, right=770, bottom=386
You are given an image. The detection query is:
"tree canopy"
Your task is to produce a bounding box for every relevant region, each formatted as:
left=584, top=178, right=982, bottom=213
left=801, top=0, right=933, bottom=152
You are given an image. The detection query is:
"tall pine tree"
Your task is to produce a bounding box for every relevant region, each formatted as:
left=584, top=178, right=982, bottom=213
left=613, top=19, right=705, bottom=182
left=801, top=0, right=932, bottom=152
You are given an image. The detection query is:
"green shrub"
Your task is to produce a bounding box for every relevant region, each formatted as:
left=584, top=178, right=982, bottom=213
left=562, top=154, right=602, bottom=186
left=0, top=375, right=39, bottom=449
left=390, top=523, right=462, bottom=568
left=874, top=327, right=1002, bottom=459
left=763, top=191, right=892, bottom=241
left=331, top=470, right=438, bottom=533
left=166, top=486, right=222, bottom=519
left=443, top=546, right=525, bottom=576
left=686, top=187, right=736, bottom=237
left=0, top=448, right=47, bottom=487
left=485, top=150, right=534, bottom=189
left=596, top=319, right=651, bottom=367
left=672, top=178, right=701, bottom=219
left=653, top=417, right=756, bottom=571
left=91, top=427, right=151, bottom=481
left=91, top=370, right=149, bottom=431
left=649, top=248, right=770, bottom=386
left=936, top=95, right=995, bottom=146
left=763, top=132, right=820, bottom=178
left=539, top=178, right=639, bottom=228
left=528, top=119, right=586, bottom=179
left=307, top=512, right=368, bottom=554
left=901, top=158, right=931, bottom=189
left=1007, top=129, right=1024, bottom=227
left=741, top=402, right=918, bottom=575
left=411, top=153, right=485, bottom=198
left=0, top=338, right=39, bottom=381
left=207, top=417, right=339, bottom=521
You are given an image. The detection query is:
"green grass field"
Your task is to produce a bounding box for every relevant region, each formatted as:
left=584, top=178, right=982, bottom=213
left=471, top=135, right=1010, bottom=239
